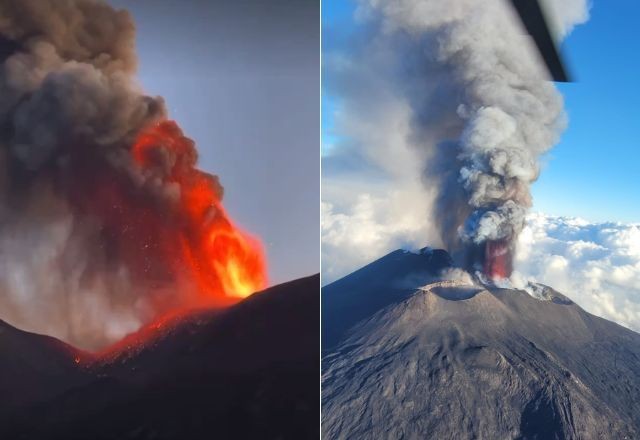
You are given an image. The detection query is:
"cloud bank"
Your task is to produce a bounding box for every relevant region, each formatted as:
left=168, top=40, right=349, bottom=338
left=513, top=213, right=640, bottom=332
left=322, top=210, right=640, bottom=332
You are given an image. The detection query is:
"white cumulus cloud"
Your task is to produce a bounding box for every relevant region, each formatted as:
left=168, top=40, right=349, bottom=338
left=513, top=213, right=640, bottom=332
left=321, top=187, right=438, bottom=284
left=322, top=211, right=640, bottom=332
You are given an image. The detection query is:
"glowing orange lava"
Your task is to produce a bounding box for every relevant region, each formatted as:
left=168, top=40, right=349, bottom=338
left=131, top=120, right=268, bottom=303
left=62, top=119, right=267, bottom=354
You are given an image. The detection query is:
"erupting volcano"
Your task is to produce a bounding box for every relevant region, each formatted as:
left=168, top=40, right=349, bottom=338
left=0, top=1, right=319, bottom=437
left=0, top=0, right=267, bottom=350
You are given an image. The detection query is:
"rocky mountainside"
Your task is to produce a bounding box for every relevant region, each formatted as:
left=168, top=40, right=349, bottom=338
left=1, top=275, right=319, bottom=440
left=0, top=319, right=88, bottom=411
left=322, top=250, right=640, bottom=439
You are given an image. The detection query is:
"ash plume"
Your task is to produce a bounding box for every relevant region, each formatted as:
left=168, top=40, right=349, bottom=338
left=352, top=0, right=588, bottom=277
left=0, top=0, right=265, bottom=350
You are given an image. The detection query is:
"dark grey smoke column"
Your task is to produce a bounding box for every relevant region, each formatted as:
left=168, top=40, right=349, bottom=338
left=352, top=0, right=581, bottom=277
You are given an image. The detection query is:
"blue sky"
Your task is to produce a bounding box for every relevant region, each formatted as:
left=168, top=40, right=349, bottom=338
left=323, top=1, right=640, bottom=223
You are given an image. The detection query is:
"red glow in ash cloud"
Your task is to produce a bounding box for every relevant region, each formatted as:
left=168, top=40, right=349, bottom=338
left=131, top=121, right=268, bottom=303
left=483, top=239, right=512, bottom=280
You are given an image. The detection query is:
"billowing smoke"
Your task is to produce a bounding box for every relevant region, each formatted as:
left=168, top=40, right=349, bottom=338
left=0, top=0, right=266, bottom=350
left=336, top=0, right=589, bottom=278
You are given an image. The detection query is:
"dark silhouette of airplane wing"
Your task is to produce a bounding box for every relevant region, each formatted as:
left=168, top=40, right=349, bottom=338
left=510, top=0, right=571, bottom=82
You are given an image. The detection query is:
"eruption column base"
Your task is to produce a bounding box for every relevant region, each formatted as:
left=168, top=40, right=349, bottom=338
left=483, top=240, right=512, bottom=280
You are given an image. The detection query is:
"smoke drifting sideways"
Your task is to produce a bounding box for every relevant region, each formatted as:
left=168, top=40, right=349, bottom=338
left=0, top=0, right=266, bottom=351
left=324, top=0, right=588, bottom=280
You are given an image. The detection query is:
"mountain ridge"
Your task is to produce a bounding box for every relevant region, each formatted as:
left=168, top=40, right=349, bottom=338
left=1, top=274, right=320, bottom=440
left=322, top=249, right=640, bottom=439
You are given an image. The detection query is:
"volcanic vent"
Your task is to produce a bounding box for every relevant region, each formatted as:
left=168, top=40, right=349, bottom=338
left=0, top=0, right=266, bottom=350
left=465, top=238, right=514, bottom=280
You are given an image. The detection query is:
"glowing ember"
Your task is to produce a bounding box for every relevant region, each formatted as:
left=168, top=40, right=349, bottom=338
left=0, top=0, right=269, bottom=352
left=65, top=119, right=268, bottom=348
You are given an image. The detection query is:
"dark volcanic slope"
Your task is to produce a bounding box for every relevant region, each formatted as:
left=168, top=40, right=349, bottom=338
left=322, top=250, right=640, bottom=440
left=1, top=275, right=319, bottom=440
left=322, top=248, right=452, bottom=352
left=0, top=320, right=90, bottom=410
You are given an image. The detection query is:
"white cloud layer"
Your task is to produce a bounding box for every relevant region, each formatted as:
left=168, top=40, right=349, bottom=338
left=512, top=213, right=640, bottom=332
left=321, top=188, right=438, bottom=284
left=322, top=211, right=640, bottom=332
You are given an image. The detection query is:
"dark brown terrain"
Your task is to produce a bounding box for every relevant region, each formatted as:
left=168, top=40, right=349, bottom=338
left=0, top=275, right=319, bottom=440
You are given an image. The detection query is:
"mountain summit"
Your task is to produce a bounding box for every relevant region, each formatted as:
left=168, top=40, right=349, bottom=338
left=322, top=249, right=640, bottom=439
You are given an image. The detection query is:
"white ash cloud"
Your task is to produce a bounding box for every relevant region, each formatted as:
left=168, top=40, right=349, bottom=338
left=439, top=267, right=475, bottom=285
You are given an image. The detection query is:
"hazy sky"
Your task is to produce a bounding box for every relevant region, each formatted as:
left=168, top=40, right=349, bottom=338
left=109, top=0, right=319, bottom=285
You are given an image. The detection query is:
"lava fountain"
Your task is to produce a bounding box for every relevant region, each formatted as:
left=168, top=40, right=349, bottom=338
left=130, top=120, right=267, bottom=303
